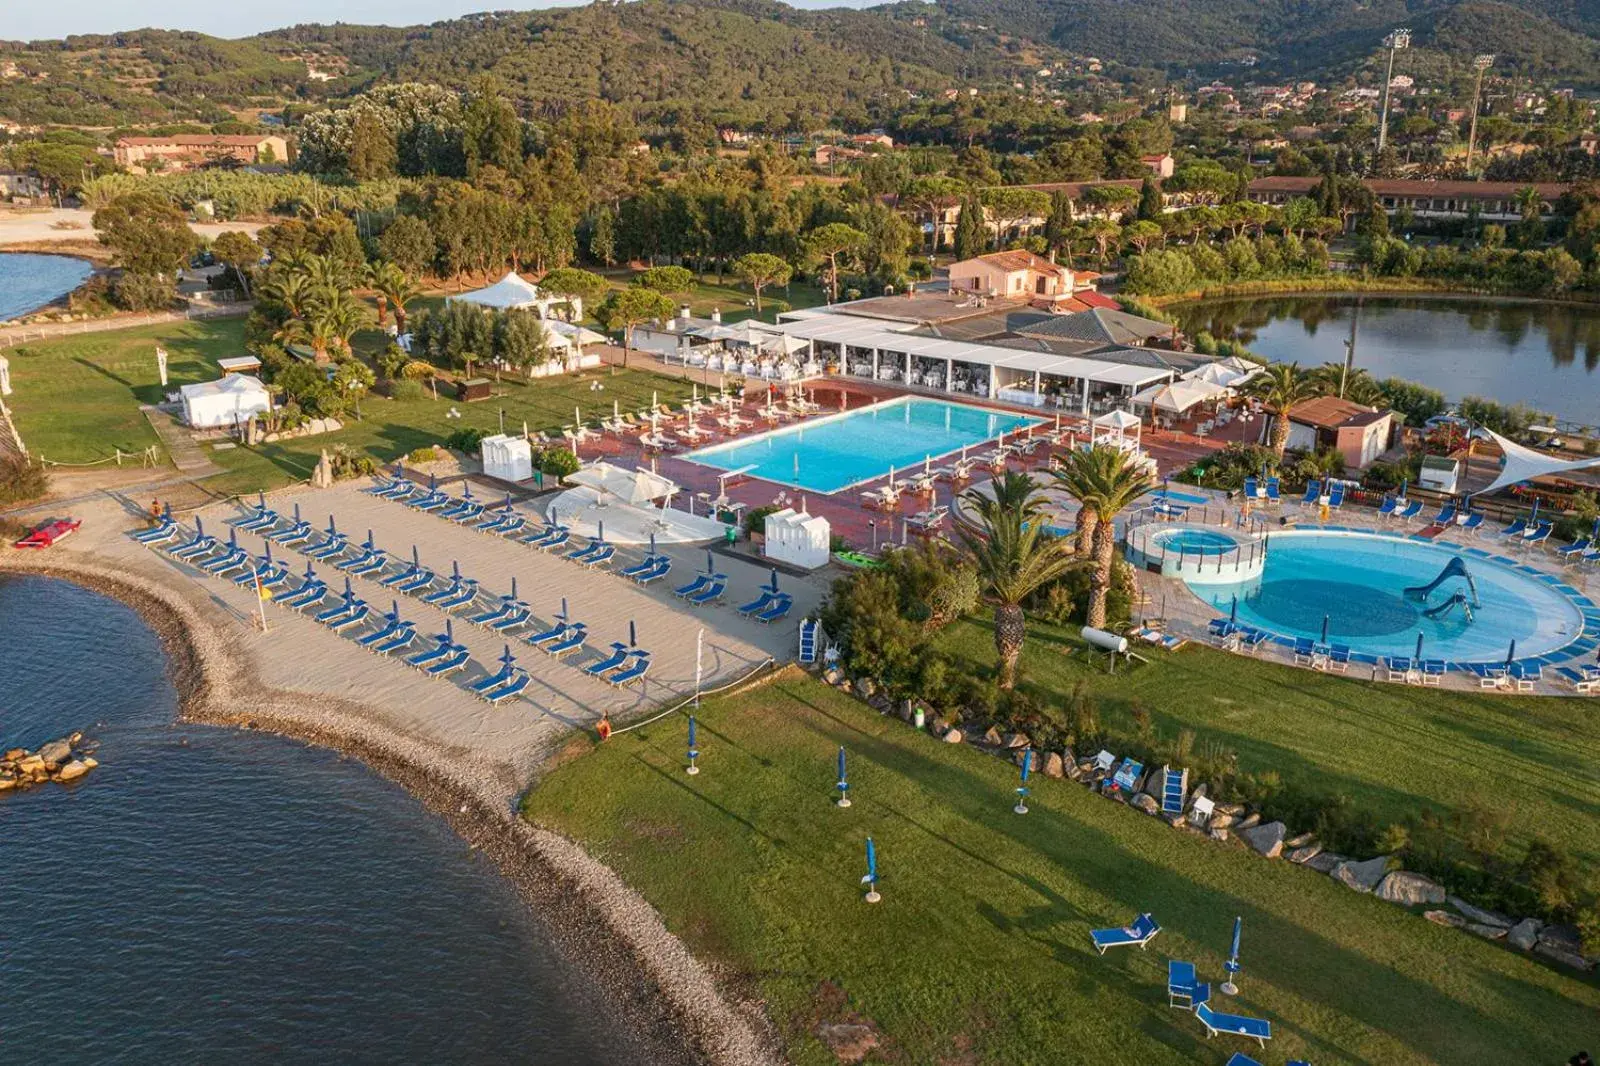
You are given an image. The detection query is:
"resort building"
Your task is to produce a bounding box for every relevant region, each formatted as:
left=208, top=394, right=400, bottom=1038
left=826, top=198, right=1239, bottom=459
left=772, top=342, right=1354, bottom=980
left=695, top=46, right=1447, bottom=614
left=1247, top=176, right=1568, bottom=223
left=113, top=134, right=291, bottom=173
left=946, top=250, right=1085, bottom=309
left=1282, top=396, right=1396, bottom=470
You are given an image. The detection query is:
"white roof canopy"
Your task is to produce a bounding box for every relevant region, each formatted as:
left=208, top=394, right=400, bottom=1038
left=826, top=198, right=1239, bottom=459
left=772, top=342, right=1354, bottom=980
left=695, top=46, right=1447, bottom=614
left=451, top=271, right=546, bottom=310
left=1132, top=379, right=1227, bottom=413
left=567, top=460, right=680, bottom=505
left=1472, top=426, right=1600, bottom=496
left=1094, top=408, right=1143, bottom=431
left=770, top=313, right=1171, bottom=388
left=543, top=320, right=608, bottom=346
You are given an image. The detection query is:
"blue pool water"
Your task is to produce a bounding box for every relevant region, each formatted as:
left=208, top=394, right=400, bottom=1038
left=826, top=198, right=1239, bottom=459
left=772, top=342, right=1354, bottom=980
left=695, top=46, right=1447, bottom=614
left=1157, top=488, right=1210, bottom=505
left=686, top=397, right=1039, bottom=494
left=1189, top=531, right=1587, bottom=663
left=1154, top=528, right=1238, bottom=555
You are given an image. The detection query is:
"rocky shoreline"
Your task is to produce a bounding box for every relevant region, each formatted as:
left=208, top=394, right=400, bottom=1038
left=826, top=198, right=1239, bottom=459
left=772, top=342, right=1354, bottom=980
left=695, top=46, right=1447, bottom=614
left=1, top=730, right=98, bottom=791
left=0, top=554, right=781, bottom=1066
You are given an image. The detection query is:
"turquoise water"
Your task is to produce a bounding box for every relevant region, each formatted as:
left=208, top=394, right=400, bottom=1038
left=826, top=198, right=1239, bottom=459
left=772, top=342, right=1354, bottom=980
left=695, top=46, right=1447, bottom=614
left=686, top=397, right=1039, bottom=493
left=0, top=252, right=93, bottom=320
left=1191, top=532, right=1587, bottom=662
left=1157, top=489, right=1209, bottom=505
left=1154, top=528, right=1238, bottom=555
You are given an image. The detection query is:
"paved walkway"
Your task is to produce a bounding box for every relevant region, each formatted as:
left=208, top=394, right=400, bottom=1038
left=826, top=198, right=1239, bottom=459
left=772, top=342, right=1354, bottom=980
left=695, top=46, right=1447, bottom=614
left=140, top=405, right=220, bottom=477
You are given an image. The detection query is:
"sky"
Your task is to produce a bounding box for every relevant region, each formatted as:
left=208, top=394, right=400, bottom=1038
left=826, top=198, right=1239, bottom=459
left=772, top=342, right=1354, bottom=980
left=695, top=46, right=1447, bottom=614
left=10, top=0, right=871, bottom=42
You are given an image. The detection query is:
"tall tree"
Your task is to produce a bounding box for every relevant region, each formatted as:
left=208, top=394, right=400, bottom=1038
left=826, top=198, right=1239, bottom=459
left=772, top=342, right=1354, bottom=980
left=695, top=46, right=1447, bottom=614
left=1136, top=176, right=1163, bottom=222
left=92, top=193, right=196, bottom=277
left=803, top=222, right=867, bottom=303
left=731, top=252, right=793, bottom=312
left=347, top=111, right=397, bottom=180
left=952, top=192, right=986, bottom=261
left=596, top=286, right=674, bottom=368
left=209, top=231, right=260, bottom=299
left=368, top=261, right=421, bottom=331
left=1251, top=362, right=1317, bottom=459
left=956, top=472, right=1077, bottom=689
left=1052, top=448, right=1154, bottom=628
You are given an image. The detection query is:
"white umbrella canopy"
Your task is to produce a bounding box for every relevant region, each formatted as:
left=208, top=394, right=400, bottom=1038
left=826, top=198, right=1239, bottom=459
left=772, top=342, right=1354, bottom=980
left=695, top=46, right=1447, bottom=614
left=760, top=333, right=809, bottom=356
left=544, top=319, right=608, bottom=346
left=1133, top=379, right=1226, bottom=413
left=568, top=461, right=681, bottom=505
left=451, top=271, right=545, bottom=310
left=722, top=321, right=782, bottom=346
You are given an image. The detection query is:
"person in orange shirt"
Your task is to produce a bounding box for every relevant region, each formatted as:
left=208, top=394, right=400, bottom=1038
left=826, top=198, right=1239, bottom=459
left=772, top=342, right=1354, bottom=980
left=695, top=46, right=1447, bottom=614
left=596, top=715, right=612, bottom=742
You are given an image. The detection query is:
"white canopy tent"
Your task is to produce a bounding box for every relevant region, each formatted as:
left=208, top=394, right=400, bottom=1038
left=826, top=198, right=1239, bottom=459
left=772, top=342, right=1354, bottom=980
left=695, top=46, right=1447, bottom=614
left=1471, top=426, right=1600, bottom=497
left=452, top=271, right=546, bottom=310
left=180, top=373, right=271, bottom=428
left=544, top=320, right=608, bottom=348
left=1131, top=379, right=1227, bottom=414
left=1184, top=360, right=1258, bottom=389
left=567, top=460, right=681, bottom=506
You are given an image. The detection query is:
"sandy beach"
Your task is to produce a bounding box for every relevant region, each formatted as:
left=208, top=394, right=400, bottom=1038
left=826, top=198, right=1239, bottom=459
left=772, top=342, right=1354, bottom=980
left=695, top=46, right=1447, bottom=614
left=1, top=483, right=809, bottom=1066
left=0, top=206, right=267, bottom=249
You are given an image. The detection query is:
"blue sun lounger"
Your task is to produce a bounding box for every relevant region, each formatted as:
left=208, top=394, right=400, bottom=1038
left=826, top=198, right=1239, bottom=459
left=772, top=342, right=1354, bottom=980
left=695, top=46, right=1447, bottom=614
left=1459, top=512, right=1483, bottom=533
left=519, top=523, right=564, bottom=548
left=490, top=514, right=528, bottom=538
left=1224, top=1055, right=1264, bottom=1066
left=1557, top=537, right=1593, bottom=559
left=673, top=573, right=718, bottom=600
left=1501, top=517, right=1527, bottom=538
left=1395, top=499, right=1422, bottom=521
left=603, top=652, right=651, bottom=688
left=1293, top=637, right=1316, bottom=665
left=315, top=590, right=365, bottom=626
left=738, top=590, right=784, bottom=617
left=526, top=620, right=577, bottom=649
left=1421, top=659, right=1446, bottom=685
left=534, top=527, right=572, bottom=551
left=444, top=499, right=485, bottom=524
left=476, top=509, right=519, bottom=534
left=686, top=576, right=727, bottom=606
left=358, top=612, right=405, bottom=648
left=1467, top=662, right=1508, bottom=688
left=1555, top=665, right=1599, bottom=693
left=235, top=506, right=279, bottom=534
left=487, top=606, right=531, bottom=632
left=169, top=529, right=219, bottom=561
left=428, top=581, right=480, bottom=611
left=234, top=558, right=290, bottom=590
left=1264, top=477, right=1280, bottom=504
left=482, top=672, right=530, bottom=703
left=377, top=560, right=420, bottom=587
left=266, top=520, right=312, bottom=546
left=1510, top=662, right=1542, bottom=690
left=370, top=623, right=417, bottom=656
left=1298, top=483, right=1319, bottom=506
left=280, top=580, right=328, bottom=611
left=1376, top=496, right=1397, bottom=518
left=469, top=664, right=522, bottom=697
left=542, top=625, right=589, bottom=658
left=132, top=519, right=179, bottom=545
left=622, top=555, right=673, bottom=584
left=1327, top=484, right=1344, bottom=509
left=753, top=595, right=792, bottom=624
left=393, top=567, right=437, bottom=594
left=1242, top=477, right=1257, bottom=500
left=1160, top=766, right=1186, bottom=816
left=1432, top=504, right=1455, bottom=526
left=326, top=602, right=371, bottom=632
left=1089, top=913, right=1160, bottom=955
left=423, top=647, right=470, bottom=677
left=1152, top=501, right=1188, bottom=519
left=406, top=632, right=463, bottom=671
left=1524, top=521, right=1553, bottom=547
left=1195, top=997, right=1271, bottom=1048
left=1167, top=960, right=1201, bottom=1009
left=573, top=541, right=615, bottom=568
left=305, top=532, right=350, bottom=562
left=343, top=551, right=388, bottom=578
left=582, top=643, right=632, bottom=679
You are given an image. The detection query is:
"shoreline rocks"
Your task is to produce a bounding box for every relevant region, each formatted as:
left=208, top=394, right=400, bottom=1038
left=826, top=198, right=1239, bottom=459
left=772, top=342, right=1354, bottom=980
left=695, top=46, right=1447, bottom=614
left=0, top=732, right=97, bottom=791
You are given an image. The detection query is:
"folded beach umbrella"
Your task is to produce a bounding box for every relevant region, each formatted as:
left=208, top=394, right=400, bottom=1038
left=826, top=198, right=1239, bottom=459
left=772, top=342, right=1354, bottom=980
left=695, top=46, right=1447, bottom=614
left=1415, top=631, right=1425, bottom=661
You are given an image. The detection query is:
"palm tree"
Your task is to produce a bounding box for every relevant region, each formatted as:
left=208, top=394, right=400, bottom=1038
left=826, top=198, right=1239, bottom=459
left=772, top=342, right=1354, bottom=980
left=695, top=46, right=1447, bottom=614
left=277, top=291, right=367, bottom=361
left=1053, top=447, right=1155, bottom=628
left=956, top=472, right=1078, bottom=690
left=1251, top=362, right=1317, bottom=460
left=260, top=270, right=313, bottom=321
left=369, top=261, right=421, bottom=331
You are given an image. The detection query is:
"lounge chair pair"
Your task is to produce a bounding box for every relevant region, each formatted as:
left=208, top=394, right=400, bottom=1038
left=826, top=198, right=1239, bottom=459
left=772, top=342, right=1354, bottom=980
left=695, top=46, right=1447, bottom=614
left=621, top=555, right=673, bottom=585
left=1134, top=626, right=1186, bottom=652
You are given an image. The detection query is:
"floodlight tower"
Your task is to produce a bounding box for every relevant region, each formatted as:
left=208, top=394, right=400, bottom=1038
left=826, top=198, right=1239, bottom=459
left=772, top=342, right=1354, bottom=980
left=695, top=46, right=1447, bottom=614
left=1465, top=54, right=1496, bottom=176
left=1375, top=28, right=1412, bottom=156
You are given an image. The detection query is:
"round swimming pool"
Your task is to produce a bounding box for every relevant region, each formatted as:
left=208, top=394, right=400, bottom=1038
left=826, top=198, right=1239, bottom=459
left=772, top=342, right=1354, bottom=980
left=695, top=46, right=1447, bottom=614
left=1151, top=528, right=1239, bottom=555
left=1186, top=531, right=1588, bottom=664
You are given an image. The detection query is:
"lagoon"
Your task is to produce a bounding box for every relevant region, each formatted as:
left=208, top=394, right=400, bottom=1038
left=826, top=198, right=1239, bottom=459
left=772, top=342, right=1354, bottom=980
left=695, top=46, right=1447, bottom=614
left=1174, top=294, right=1600, bottom=424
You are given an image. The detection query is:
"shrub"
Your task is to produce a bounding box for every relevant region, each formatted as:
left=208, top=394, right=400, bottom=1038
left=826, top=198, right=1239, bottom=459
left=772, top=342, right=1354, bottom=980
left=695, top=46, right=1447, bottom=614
left=388, top=379, right=425, bottom=402
left=407, top=445, right=440, bottom=464
left=539, top=447, right=580, bottom=480
left=327, top=444, right=376, bottom=480
left=445, top=427, right=486, bottom=454
left=0, top=455, right=50, bottom=505
left=112, top=271, right=177, bottom=311
left=744, top=504, right=780, bottom=536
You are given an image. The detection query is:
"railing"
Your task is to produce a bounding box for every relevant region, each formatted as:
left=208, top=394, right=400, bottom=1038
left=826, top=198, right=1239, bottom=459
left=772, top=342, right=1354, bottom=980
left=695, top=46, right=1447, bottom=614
left=0, top=301, right=248, bottom=349
left=1122, top=507, right=1271, bottom=578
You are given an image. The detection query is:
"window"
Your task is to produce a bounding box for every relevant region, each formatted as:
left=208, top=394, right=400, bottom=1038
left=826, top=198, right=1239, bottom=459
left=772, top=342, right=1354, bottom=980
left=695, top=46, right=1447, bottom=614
left=1036, top=276, right=1048, bottom=294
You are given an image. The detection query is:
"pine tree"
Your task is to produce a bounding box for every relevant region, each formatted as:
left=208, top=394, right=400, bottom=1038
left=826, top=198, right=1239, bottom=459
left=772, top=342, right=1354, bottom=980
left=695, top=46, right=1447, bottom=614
left=1137, top=176, right=1162, bottom=222
left=589, top=208, right=617, bottom=267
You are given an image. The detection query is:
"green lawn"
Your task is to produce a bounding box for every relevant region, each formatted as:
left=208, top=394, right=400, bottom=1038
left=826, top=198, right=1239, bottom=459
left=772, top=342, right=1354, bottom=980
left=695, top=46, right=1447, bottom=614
left=524, top=674, right=1598, bottom=1066
left=933, top=619, right=1600, bottom=867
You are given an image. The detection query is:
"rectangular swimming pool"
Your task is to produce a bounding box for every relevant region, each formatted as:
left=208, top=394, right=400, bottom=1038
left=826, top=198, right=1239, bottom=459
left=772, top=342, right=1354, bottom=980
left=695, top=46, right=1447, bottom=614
left=685, top=397, right=1041, bottom=494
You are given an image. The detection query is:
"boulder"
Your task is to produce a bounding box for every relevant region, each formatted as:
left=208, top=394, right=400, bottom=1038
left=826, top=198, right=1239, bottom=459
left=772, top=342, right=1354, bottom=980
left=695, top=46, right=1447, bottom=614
left=1448, top=897, right=1511, bottom=928
left=1285, top=831, right=1316, bottom=849
left=1235, top=812, right=1261, bottom=831
left=822, top=668, right=842, bottom=685
left=1208, top=811, right=1236, bottom=830
left=1424, top=910, right=1466, bottom=929
left=37, top=739, right=72, bottom=768
left=1132, top=793, right=1160, bottom=816
left=981, top=727, right=1003, bottom=747
left=15, top=754, right=45, bottom=776
left=1533, top=943, right=1594, bottom=972
left=1467, top=923, right=1508, bottom=941
left=1332, top=855, right=1391, bottom=893
left=1286, top=844, right=1323, bottom=865
left=1013, top=749, right=1038, bottom=771
left=1186, top=783, right=1207, bottom=808
left=324, top=417, right=343, bottom=433
left=1043, top=752, right=1065, bottom=779
left=1507, top=918, right=1542, bottom=951
left=55, top=759, right=91, bottom=782
left=942, top=729, right=965, bottom=745
left=1375, top=872, right=1446, bottom=906
left=1061, top=746, right=1076, bottom=769
left=1537, top=925, right=1583, bottom=954
left=0, top=774, right=15, bottom=791
left=1215, top=802, right=1245, bottom=817
left=3, top=748, right=26, bottom=762
left=1003, top=732, right=1030, bottom=749
left=1207, top=827, right=1230, bottom=843
left=855, top=677, right=877, bottom=699
left=1240, top=821, right=1287, bottom=858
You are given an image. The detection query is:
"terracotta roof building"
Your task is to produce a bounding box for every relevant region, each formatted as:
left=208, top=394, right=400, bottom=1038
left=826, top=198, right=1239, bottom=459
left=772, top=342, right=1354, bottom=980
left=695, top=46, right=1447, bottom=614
left=1283, top=395, right=1396, bottom=470
left=114, top=134, right=290, bottom=172
left=1247, top=176, right=1567, bottom=223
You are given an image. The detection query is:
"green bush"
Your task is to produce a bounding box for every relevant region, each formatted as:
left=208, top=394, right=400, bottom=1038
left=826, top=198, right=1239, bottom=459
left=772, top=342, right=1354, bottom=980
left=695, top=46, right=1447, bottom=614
left=539, top=447, right=580, bottom=479
left=112, top=271, right=177, bottom=311
left=389, top=378, right=426, bottom=402
left=0, top=456, right=50, bottom=505
left=445, top=427, right=486, bottom=453
left=407, top=445, right=440, bottom=464
left=744, top=504, right=780, bottom=536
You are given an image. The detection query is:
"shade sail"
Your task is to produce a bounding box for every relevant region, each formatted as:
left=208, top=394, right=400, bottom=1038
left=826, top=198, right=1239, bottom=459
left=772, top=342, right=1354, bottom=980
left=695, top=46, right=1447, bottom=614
left=1132, top=379, right=1225, bottom=413
left=567, top=461, right=680, bottom=504
left=1471, top=426, right=1600, bottom=497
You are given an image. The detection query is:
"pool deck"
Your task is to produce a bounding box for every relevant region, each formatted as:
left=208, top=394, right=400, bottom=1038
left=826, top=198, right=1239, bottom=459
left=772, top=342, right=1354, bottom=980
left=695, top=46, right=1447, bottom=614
left=1131, top=501, right=1600, bottom=696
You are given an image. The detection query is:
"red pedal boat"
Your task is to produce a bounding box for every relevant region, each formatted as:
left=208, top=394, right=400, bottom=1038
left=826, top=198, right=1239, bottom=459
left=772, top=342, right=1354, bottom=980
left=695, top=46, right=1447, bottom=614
left=13, top=517, right=81, bottom=549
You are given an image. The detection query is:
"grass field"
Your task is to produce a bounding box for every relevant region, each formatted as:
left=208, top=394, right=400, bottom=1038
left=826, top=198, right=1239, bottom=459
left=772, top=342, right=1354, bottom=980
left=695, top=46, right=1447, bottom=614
left=932, top=618, right=1600, bottom=866
left=523, top=673, right=1598, bottom=1066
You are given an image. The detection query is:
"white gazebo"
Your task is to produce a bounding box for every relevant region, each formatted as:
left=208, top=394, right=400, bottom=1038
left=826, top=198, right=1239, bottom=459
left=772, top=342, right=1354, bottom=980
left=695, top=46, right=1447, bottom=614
left=180, top=373, right=271, bottom=428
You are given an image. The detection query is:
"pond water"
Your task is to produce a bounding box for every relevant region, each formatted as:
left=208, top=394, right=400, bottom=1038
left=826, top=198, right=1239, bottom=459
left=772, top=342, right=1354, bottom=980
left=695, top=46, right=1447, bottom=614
left=1173, top=294, right=1600, bottom=424
left=0, top=251, right=93, bottom=320
left=0, top=574, right=645, bottom=1062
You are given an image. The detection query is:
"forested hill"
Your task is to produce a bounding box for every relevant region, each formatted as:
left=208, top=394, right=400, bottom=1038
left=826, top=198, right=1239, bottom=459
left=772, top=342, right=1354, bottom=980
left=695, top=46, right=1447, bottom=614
left=925, top=0, right=1600, bottom=86
left=273, top=0, right=1046, bottom=128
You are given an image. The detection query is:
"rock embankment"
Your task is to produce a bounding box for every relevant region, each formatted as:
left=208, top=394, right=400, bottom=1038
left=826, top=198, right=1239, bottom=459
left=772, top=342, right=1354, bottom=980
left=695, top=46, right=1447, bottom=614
left=1, top=732, right=97, bottom=791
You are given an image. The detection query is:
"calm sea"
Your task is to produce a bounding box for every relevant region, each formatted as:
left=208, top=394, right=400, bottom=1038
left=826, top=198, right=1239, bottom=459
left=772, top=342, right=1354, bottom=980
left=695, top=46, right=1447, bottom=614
left=0, top=252, right=93, bottom=320
left=0, top=574, right=640, bottom=1062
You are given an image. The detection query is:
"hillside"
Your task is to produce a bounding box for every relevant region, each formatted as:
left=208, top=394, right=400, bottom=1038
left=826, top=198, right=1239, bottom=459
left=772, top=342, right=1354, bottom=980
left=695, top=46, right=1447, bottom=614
left=929, top=0, right=1600, bottom=86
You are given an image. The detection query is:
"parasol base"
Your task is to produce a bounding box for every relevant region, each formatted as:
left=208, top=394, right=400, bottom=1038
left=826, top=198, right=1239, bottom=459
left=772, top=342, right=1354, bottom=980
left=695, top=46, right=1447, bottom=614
left=863, top=890, right=881, bottom=904
left=836, top=796, right=852, bottom=808
left=1220, top=981, right=1238, bottom=997
left=1013, top=803, right=1029, bottom=815
left=685, top=765, right=700, bottom=776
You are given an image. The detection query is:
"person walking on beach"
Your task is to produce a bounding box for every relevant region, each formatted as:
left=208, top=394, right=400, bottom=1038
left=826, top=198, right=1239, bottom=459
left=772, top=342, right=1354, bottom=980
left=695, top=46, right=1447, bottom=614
left=148, top=499, right=163, bottom=526
left=596, top=715, right=612, bottom=742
